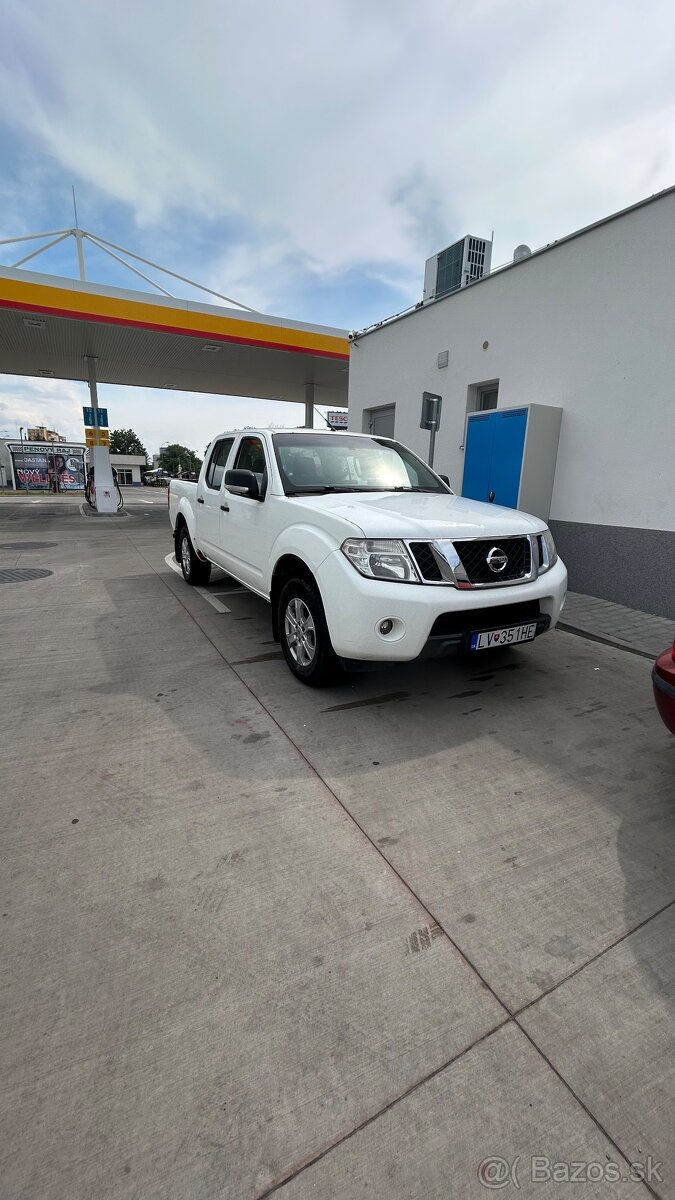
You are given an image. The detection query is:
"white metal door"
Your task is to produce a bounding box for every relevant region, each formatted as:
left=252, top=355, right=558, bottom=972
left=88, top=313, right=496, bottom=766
left=220, top=435, right=272, bottom=590
left=197, top=437, right=234, bottom=565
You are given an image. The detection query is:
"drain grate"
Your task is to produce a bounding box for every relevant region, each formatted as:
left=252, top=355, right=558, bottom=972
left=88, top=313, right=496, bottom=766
left=0, top=568, right=53, bottom=584
left=0, top=541, right=57, bottom=551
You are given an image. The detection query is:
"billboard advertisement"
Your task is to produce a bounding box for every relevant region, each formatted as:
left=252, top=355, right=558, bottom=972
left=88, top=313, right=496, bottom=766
left=8, top=443, right=86, bottom=491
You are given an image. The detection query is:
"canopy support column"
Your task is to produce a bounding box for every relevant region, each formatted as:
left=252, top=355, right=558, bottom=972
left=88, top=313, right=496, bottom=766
left=86, top=356, right=116, bottom=513
left=304, top=383, right=315, bottom=428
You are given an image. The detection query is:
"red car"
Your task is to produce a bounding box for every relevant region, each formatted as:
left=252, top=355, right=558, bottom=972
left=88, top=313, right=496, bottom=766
left=653, top=635, right=675, bottom=734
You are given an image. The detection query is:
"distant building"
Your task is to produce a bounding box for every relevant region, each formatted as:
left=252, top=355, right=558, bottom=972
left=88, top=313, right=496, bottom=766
left=110, top=454, right=146, bottom=486
left=27, top=426, right=64, bottom=443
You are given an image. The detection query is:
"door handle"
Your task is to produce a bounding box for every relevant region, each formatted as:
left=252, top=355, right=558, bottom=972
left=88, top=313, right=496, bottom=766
left=220, top=503, right=229, bottom=512
left=197, top=496, right=205, bottom=505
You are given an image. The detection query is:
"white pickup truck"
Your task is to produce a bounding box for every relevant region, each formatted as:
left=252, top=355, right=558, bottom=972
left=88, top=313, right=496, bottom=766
left=168, top=428, right=567, bottom=685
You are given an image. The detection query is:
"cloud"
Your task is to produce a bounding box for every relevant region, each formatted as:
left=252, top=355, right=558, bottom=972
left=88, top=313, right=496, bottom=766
left=0, top=375, right=332, bottom=457
left=3, top=0, right=674, bottom=286
left=0, top=377, right=86, bottom=443
left=0, top=0, right=674, bottom=433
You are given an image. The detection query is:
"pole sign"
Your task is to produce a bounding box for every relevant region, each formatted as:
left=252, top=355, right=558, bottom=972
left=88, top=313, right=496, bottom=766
left=420, top=392, right=442, bottom=431
left=327, top=410, right=348, bottom=429
left=82, top=406, right=109, bottom=428
left=85, top=429, right=110, bottom=447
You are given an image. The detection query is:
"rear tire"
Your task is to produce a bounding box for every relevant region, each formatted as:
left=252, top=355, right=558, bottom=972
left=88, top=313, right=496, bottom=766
left=178, top=526, right=211, bottom=586
left=278, top=576, right=341, bottom=686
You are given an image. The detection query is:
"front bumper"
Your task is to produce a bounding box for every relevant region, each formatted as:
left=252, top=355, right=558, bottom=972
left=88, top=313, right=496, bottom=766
left=315, top=550, right=568, bottom=661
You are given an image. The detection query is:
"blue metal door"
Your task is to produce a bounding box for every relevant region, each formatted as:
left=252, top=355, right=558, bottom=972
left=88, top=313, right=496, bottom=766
left=490, top=409, right=527, bottom=508
left=462, top=413, right=494, bottom=502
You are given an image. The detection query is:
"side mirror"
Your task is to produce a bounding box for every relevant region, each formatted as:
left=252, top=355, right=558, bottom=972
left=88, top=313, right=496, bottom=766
left=439, top=474, right=450, bottom=486
left=225, top=469, right=260, bottom=500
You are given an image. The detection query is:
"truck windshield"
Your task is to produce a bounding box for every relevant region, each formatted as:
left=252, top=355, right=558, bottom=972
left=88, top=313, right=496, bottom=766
left=273, top=434, right=451, bottom=495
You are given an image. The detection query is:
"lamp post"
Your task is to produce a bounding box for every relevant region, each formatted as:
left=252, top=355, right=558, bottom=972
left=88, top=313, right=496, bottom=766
left=159, top=441, right=170, bottom=474
left=0, top=429, right=12, bottom=490
left=19, top=426, right=27, bottom=491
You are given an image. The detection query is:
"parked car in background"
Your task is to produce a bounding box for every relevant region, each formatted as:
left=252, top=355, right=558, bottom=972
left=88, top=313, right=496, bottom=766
left=652, top=635, right=675, bottom=734
left=144, top=469, right=170, bottom=487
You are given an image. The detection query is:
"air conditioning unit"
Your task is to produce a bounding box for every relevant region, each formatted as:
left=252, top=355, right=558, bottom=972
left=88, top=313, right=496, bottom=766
left=423, top=235, right=492, bottom=302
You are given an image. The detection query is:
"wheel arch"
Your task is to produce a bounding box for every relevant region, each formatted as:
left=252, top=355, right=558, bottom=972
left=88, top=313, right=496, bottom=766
left=173, top=512, right=187, bottom=553
left=174, top=509, right=210, bottom=562
left=270, top=554, right=316, bottom=640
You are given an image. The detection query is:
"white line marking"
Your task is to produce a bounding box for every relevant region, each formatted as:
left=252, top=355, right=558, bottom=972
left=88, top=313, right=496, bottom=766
left=163, top=554, right=230, bottom=611
left=165, top=553, right=183, bottom=575
left=195, top=588, right=230, bottom=613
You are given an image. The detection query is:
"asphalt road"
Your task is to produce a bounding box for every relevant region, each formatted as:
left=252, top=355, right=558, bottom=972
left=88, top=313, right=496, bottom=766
left=1, top=493, right=673, bottom=1199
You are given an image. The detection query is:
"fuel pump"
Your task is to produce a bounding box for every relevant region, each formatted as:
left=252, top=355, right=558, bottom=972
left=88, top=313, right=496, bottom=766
left=84, top=449, right=124, bottom=512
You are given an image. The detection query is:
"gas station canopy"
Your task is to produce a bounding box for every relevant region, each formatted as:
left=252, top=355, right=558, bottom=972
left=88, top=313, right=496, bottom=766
left=0, top=266, right=349, bottom=405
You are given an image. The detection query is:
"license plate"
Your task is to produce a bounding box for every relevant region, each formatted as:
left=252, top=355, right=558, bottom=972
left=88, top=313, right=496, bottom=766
left=470, top=622, right=537, bottom=650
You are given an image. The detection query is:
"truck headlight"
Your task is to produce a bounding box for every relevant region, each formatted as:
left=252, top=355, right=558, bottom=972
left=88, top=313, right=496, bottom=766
left=341, top=538, right=419, bottom=583
left=538, top=528, right=558, bottom=571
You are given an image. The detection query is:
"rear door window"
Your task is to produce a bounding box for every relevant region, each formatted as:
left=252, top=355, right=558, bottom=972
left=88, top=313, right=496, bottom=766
left=205, top=438, right=234, bottom=490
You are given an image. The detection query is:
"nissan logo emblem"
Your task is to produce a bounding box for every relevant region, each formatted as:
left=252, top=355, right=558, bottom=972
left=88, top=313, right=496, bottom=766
left=486, top=547, right=508, bottom=573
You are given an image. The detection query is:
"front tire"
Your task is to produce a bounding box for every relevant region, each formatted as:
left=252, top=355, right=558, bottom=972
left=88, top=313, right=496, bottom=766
left=178, top=527, right=211, bottom=586
left=278, top=577, right=341, bottom=686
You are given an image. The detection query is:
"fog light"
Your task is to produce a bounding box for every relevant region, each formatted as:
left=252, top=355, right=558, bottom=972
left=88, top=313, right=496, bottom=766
left=379, top=619, right=394, bottom=636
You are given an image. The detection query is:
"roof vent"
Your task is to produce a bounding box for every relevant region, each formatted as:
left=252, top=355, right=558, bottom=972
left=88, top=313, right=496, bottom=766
left=513, top=244, right=532, bottom=263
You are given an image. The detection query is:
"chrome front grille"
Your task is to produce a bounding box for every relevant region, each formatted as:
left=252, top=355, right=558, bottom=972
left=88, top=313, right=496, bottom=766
left=409, top=541, right=443, bottom=581
left=453, top=536, right=531, bottom=584
left=407, top=535, right=537, bottom=588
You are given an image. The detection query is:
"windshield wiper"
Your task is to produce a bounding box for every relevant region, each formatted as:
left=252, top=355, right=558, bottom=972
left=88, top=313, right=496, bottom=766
left=376, top=486, right=444, bottom=493
left=285, top=486, right=363, bottom=495
left=286, top=485, right=444, bottom=496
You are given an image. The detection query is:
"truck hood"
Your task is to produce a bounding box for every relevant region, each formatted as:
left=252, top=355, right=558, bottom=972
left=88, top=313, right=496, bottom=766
left=287, top=491, right=547, bottom=539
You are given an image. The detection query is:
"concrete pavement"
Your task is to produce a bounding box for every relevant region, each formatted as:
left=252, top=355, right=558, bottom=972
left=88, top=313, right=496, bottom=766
left=0, top=492, right=673, bottom=1199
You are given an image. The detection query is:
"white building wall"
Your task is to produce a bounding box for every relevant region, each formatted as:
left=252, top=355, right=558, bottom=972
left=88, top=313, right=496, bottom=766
left=109, top=454, right=146, bottom=485
left=348, top=189, right=675, bottom=536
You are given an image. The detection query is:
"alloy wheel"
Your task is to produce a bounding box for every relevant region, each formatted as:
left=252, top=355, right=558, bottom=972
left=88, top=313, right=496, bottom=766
left=181, top=534, right=191, bottom=576
left=284, top=597, right=317, bottom=667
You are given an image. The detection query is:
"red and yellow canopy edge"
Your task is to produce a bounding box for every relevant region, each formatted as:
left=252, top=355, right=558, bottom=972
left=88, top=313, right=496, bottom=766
left=0, top=277, right=350, bottom=361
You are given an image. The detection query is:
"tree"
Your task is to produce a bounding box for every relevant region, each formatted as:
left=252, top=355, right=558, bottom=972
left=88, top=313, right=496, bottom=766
left=110, top=429, right=149, bottom=461
left=159, top=443, right=203, bottom=476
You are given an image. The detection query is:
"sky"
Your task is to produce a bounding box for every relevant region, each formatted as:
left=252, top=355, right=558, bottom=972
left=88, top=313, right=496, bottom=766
left=1, top=0, right=674, bottom=456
